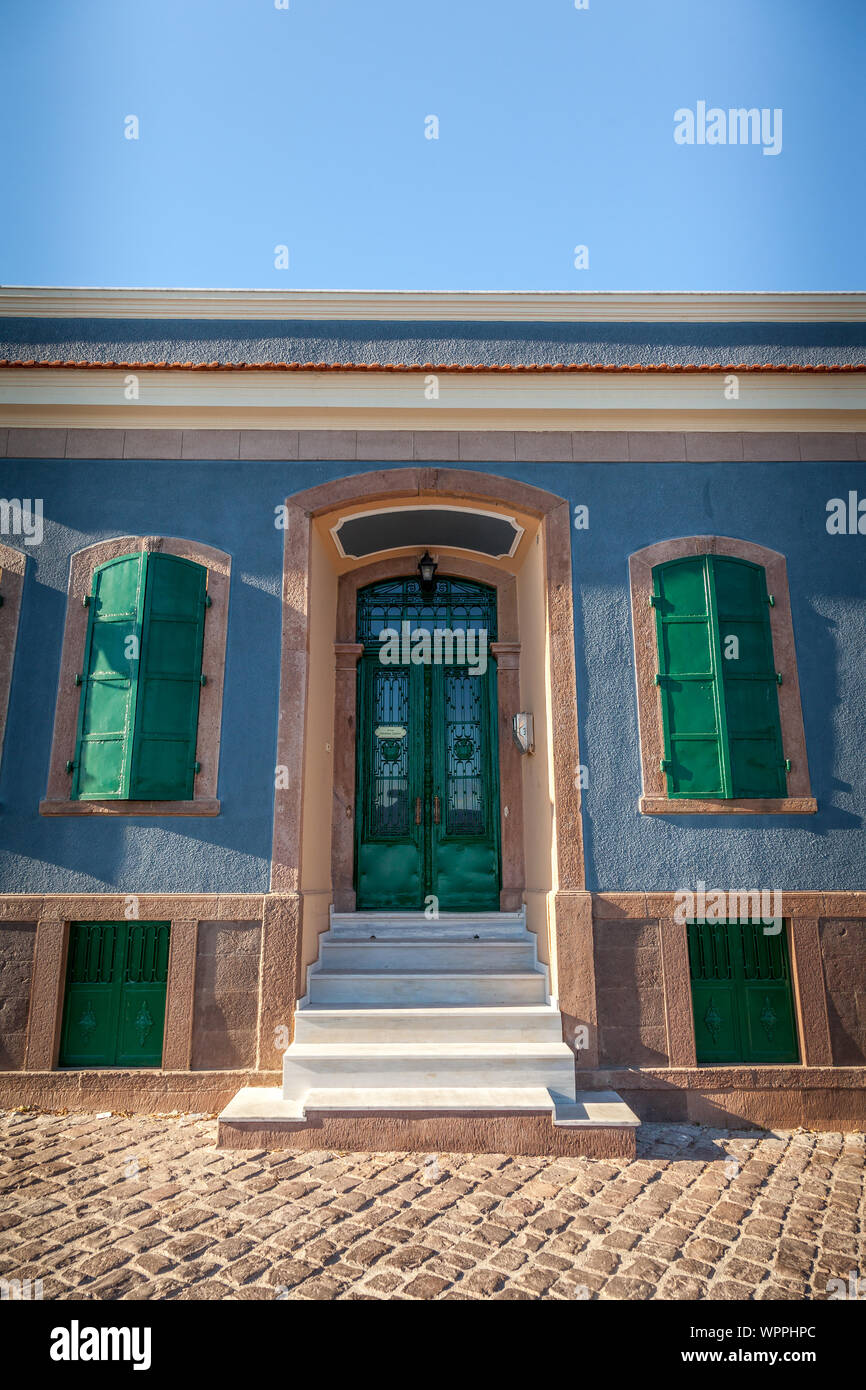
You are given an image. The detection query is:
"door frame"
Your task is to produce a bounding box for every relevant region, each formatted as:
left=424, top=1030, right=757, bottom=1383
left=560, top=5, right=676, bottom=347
left=273, top=468, right=588, bottom=1052
left=336, top=556, right=522, bottom=912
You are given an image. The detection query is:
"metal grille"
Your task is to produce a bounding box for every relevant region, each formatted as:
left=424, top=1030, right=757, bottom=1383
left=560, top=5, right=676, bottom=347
left=357, top=576, right=497, bottom=646
left=124, top=923, right=171, bottom=984
left=739, top=923, right=788, bottom=981
left=370, top=669, right=411, bottom=837
left=68, top=923, right=121, bottom=984
left=689, top=920, right=789, bottom=982
left=445, top=671, right=484, bottom=834
left=688, top=922, right=733, bottom=980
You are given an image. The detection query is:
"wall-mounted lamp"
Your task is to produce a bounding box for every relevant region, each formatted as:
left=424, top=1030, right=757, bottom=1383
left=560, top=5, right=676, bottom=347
left=417, top=550, right=438, bottom=592
left=512, top=712, right=535, bottom=755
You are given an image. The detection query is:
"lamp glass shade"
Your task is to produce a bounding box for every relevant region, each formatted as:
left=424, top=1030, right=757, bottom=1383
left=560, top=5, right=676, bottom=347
left=417, top=550, right=438, bottom=589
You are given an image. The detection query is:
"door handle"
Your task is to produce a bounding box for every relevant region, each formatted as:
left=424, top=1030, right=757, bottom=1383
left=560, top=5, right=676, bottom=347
left=414, top=796, right=422, bottom=825
left=432, top=795, right=441, bottom=825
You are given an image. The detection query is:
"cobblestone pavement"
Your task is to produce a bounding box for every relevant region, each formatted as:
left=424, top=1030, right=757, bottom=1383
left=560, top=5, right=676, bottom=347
left=0, top=1110, right=863, bottom=1300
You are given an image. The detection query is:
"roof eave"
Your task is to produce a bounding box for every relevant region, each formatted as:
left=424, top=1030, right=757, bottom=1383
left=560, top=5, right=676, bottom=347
left=1, top=287, right=865, bottom=323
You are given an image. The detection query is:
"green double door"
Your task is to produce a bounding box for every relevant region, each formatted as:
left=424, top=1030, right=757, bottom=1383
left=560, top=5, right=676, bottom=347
left=355, top=656, right=501, bottom=910
left=354, top=578, right=501, bottom=911
left=59, top=922, right=170, bottom=1068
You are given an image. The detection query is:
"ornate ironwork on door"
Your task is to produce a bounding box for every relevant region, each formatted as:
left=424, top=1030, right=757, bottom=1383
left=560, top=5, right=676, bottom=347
left=370, top=669, right=411, bottom=838
left=355, top=576, right=501, bottom=911
left=444, top=671, right=485, bottom=835
left=356, top=576, right=498, bottom=645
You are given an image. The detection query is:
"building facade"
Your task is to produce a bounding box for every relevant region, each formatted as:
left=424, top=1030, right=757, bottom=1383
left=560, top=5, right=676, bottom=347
left=0, top=288, right=864, bottom=1149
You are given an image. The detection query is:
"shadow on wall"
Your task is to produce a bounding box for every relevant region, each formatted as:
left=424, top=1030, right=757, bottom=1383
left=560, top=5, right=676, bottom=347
left=798, top=605, right=861, bottom=834
left=593, top=916, right=669, bottom=1069
left=633, top=1108, right=770, bottom=1147
left=819, top=919, right=866, bottom=1066
left=824, top=995, right=866, bottom=1066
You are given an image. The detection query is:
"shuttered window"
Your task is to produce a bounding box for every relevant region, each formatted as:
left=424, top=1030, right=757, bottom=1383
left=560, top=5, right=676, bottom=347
left=688, top=920, right=799, bottom=1064
left=59, top=921, right=170, bottom=1067
left=71, top=552, right=207, bottom=801
left=652, top=555, right=786, bottom=799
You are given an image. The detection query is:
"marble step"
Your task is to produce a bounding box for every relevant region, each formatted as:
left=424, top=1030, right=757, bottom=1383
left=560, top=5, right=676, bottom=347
left=222, top=1085, right=559, bottom=1121
left=307, top=969, right=548, bottom=1006
left=292, top=1002, right=564, bottom=1045
left=282, top=1041, right=577, bottom=1099
left=552, top=1091, right=641, bottom=1129
left=329, top=912, right=527, bottom=941
left=317, top=937, right=538, bottom=972
left=220, top=1085, right=640, bottom=1127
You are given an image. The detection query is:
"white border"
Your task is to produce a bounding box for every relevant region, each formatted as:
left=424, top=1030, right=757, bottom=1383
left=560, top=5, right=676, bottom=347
left=1, top=287, right=865, bottom=322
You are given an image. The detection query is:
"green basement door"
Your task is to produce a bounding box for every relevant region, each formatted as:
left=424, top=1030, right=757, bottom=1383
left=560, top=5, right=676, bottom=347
left=688, top=920, right=799, bottom=1064
left=355, top=577, right=501, bottom=911
left=59, top=922, right=170, bottom=1067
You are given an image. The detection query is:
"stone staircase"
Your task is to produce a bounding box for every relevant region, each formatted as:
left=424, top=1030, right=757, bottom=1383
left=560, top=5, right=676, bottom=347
left=219, top=911, right=639, bottom=1153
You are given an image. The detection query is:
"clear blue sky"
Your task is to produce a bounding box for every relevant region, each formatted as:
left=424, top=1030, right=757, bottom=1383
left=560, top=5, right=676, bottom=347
left=1, top=0, right=863, bottom=291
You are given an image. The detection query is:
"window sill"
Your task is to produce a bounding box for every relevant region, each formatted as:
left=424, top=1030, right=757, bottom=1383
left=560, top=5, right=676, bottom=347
left=639, top=795, right=817, bottom=815
left=56, top=1065, right=164, bottom=1071
left=39, top=798, right=220, bottom=817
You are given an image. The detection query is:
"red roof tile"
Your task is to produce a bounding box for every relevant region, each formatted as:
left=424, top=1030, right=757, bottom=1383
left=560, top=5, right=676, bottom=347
left=0, top=359, right=863, bottom=373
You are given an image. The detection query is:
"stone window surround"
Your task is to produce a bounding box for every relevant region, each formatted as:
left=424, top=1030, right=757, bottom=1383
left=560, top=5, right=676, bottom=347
left=0, top=542, right=27, bottom=775
left=3, top=893, right=268, bottom=1073
left=629, top=536, right=816, bottom=816
left=39, top=536, right=231, bottom=817
left=588, top=891, right=855, bottom=1071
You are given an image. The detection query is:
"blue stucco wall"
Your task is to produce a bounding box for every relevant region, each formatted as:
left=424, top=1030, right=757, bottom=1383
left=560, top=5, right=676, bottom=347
left=561, top=459, right=866, bottom=893
left=0, top=457, right=293, bottom=893
left=0, top=455, right=863, bottom=894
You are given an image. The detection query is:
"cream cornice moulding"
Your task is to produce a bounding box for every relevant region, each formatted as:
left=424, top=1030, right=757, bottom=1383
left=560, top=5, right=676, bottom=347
left=2, top=367, right=865, bottom=419
left=2, top=287, right=866, bottom=322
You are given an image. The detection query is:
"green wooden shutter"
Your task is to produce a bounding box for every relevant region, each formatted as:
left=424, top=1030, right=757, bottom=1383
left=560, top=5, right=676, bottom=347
left=72, top=551, right=207, bottom=801
left=59, top=921, right=170, bottom=1067
left=58, top=922, right=125, bottom=1065
left=688, top=920, right=799, bottom=1064
left=712, top=557, right=786, bottom=797
left=652, top=555, right=727, bottom=797
left=736, top=921, right=799, bottom=1064
left=115, top=921, right=171, bottom=1065
left=72, top=553, right=145, bottom=799
left=653, top=555, right=786, bottom=798
left=686, top=920, right=742, bottom=1062
left=129, top=553, right=206, bottom=800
